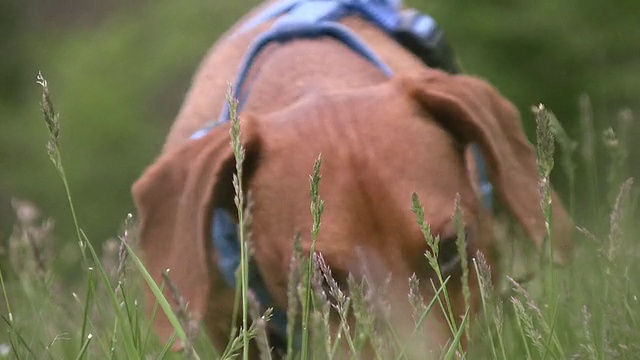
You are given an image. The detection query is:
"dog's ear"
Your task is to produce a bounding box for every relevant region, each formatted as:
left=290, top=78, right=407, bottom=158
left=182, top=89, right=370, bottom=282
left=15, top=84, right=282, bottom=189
left=131, top=118, right=261, bottom=348
left=398, top=70, right=572, bottom=265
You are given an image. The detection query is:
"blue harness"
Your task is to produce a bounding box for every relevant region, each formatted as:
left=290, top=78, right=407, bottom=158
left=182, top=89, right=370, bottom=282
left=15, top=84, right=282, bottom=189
left=190, top=0, right=493, bottom=351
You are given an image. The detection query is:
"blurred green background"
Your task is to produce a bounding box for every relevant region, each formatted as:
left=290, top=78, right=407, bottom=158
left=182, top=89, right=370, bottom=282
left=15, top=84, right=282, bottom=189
left=1, top=0, right=638, bottom=276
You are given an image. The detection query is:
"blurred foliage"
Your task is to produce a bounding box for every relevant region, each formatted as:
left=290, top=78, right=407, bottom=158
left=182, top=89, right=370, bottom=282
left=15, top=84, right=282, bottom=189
left=415, top=0, right=640, bottom=224
left=1, top=0, right=638, bottom=277
left=0, top=0, right=261, bottom=275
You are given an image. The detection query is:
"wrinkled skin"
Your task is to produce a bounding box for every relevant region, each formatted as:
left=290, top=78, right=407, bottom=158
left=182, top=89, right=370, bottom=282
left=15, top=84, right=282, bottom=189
left=132, top=1, right=573, bottom=357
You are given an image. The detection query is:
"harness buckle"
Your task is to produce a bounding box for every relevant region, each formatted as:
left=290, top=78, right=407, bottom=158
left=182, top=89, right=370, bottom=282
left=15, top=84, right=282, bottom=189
left=393, top=9, right=459, bottom=74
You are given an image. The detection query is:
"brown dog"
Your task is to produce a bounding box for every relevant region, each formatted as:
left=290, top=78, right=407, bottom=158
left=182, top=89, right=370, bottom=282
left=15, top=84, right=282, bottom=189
left=132, top=0, right=572, bottom=356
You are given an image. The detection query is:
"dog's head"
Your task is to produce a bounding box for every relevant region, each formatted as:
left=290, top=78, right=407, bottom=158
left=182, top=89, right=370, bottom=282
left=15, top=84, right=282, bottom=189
left=132, top=69, right=572, bottom=352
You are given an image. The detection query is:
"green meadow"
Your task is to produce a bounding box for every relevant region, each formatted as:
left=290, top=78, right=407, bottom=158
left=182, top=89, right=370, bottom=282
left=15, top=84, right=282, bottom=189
left=1, top=0, right=638, bottom=358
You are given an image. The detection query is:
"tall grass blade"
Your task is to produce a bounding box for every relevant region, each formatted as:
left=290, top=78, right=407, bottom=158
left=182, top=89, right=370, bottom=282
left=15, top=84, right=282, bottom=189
left=443, top=309, right=469, bottom=360
left=36, top=72, right=87, bottom=266
left=0, top=270, right=12, bottom=324
left=395, top=276, right=451, bottom=360
left=547, top=109, right=578, bottom=212
left=301, top=155, right=324, bottom=360
left=453, top=194, right=471, bottom=341
left=227, top=83, right=252, bottom=360
left=155, top=333, right=179, bottom=360
left=125, top=242, right=184, bottom=357
left=79, top=267, right=94, bottom=352
left=411, top=192, right=462, bottom=353
left=285, top=232, right=302, bottom=360
left=74, top=334, right=93, bottom=360
left=1, top=315, right=36, bottom=358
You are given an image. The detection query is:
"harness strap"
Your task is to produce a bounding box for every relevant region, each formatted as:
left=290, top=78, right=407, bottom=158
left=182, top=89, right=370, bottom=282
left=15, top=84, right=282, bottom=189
left=236, top=0, right=404, bottom=36
left=218, top=21, right=394, bottom=123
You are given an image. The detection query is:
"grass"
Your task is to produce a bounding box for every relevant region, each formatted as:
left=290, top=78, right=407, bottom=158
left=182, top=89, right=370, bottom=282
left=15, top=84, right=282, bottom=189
left=0, top=73, right=638, bottom=359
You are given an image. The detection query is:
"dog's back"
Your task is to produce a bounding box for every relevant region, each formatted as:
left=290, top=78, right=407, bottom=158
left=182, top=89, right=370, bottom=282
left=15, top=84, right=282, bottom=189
left=163, top=1, right=427, bottom=152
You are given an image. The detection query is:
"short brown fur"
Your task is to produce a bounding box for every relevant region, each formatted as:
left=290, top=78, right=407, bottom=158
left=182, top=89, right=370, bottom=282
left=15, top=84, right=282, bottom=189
left=132, top=1, right=572, bottom=356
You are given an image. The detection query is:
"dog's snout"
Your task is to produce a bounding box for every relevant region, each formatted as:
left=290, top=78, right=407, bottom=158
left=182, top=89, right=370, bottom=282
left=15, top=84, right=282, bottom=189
left=436, top=227, right=470, bottom=275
